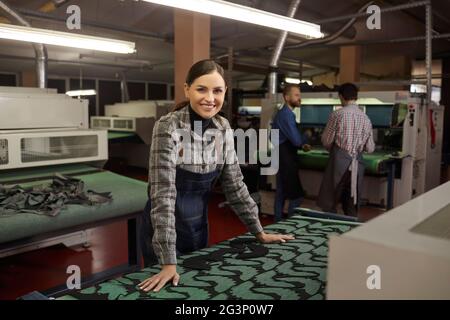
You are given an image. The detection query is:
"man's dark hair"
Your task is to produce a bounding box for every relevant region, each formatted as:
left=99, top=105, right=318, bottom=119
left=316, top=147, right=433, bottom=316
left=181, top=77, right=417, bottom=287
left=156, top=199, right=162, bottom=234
left=338, top=83, right=359, bottom=101
left=283, top=84, right=299, bottom=97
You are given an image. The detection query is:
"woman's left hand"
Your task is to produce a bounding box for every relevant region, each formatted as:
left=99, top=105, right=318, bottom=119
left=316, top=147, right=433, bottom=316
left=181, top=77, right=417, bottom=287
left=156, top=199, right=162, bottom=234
left=255, top=232, right=294, bottom=244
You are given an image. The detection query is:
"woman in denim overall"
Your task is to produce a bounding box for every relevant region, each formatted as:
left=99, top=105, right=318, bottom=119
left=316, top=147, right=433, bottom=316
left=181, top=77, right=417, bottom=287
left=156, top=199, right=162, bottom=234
left=139, top=60, right=294, bottom=293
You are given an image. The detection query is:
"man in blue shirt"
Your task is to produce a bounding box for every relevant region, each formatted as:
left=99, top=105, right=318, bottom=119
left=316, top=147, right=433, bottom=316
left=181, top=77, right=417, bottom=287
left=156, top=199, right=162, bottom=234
left=271, top=84, right=310, bottom=222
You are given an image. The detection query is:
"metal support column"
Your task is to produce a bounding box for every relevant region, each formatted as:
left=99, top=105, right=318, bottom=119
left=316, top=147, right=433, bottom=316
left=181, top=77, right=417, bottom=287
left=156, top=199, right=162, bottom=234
left=268, top=0, right=301, bottom=98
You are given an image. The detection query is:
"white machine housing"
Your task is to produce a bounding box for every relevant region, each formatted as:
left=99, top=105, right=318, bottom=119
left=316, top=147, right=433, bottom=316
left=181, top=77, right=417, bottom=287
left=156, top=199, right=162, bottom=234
left=0, top=86, right=89, bottom=129
left=104, top=100, right=172, bottom=119
left=327, top=181, right=450, bottom=299
left=0, top=86, right=108, bottom=256
left=91, top=116, right=137, bottom=132
left=0, top=86, right=108, bottom=170
left=90, top=100, right=173, bottom=168
left=0, top=128, right=108, bottom=170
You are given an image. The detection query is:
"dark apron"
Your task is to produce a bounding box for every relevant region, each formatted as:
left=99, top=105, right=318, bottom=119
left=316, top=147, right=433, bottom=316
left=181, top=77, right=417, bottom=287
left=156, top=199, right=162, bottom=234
left=317, top=145, right=364, bottom=212
left=277, top=141, right=305, bottom=200
left=140, top=167, right=220, bottom=266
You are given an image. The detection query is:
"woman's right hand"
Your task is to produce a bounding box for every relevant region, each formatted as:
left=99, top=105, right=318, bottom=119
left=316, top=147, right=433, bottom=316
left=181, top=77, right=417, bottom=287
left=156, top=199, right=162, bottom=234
left=138, top=264, right=180, bottom=292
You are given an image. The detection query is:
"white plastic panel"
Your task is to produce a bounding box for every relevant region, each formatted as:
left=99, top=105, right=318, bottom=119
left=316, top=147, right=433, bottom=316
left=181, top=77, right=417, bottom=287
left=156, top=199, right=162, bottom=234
left=21, top=135, right=99, bottom=163
left=91, top=116, right=136, bottom=132
left=91, top=118, right=112, bottom=129
left=113, top=118, right=134, bottom=130
left=0, top=86, right=57, bottom=94
left=0, top=90, right=89, bottom=130
left=425, top=103, right=445, bottom=191
left=105, top=100, right=172, bottom=118
left=0, top=129, right=107, bottom=170
left=0, top=138, right=7, bottom=165
left=411, top=203, right=450, bottom=240
left=327, top=181, right=450, bottom=299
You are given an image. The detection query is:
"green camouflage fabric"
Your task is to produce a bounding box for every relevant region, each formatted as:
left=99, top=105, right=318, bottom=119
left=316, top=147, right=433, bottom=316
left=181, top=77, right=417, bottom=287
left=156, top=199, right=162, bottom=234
left=58, top=215, right=360, bottom=300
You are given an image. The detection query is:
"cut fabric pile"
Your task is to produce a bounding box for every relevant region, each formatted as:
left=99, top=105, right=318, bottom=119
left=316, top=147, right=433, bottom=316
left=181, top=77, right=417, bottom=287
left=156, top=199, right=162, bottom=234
left=0, top=173, right=112, bottom=217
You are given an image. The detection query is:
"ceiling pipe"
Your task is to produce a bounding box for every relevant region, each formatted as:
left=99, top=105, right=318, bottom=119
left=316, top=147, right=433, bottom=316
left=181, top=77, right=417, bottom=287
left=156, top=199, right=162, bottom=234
left=0, top=1, right=48, bottom=88
left=283, top=1, right=374, bottom=51
left=314, top=0, right=430, bottom=25
left=14, top=6, right=169, bottom=42
left=0, top=1, right=70, bottom=88
left=268, top=0, right=301, bottom=97
left=117, top=72, right=130, bottom=103
left=292, top=32, right=450, bottom=48
left=0, top=53, right=172, bottom=71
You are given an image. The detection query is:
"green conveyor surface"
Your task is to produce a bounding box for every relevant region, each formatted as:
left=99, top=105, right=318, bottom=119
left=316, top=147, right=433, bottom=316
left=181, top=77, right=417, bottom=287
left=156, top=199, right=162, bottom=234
left=108, top=131, right=137, bottom=140
left=0, top=164, right=99, bottom=184
left=57, top=215, right=360, bottom=300
left=0, top=169, right=147, bottom=243
left=298, top=148, right=393, bottom=175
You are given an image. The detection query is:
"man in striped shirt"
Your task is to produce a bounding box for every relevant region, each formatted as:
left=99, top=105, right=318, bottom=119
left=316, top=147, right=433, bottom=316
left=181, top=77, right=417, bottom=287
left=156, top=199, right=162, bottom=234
left=317, top=83, right=375, bottom=216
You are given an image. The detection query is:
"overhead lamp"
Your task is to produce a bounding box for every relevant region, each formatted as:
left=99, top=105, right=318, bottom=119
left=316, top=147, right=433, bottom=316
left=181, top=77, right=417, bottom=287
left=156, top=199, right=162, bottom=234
left=0, top=23, right=136, bottom=54
left=285, top=77, right=300, bottom=84
left=142, top=0, right=323, bottom=39
left=66, top=89, right=97, bottom=97
left=285, top=77, right=312, bottom=86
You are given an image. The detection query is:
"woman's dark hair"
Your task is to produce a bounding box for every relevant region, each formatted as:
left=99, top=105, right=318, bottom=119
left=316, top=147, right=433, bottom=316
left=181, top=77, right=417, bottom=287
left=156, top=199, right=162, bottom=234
left=338, top=83, right=359, bottom=101
left=174, top=59, right=226, bottom=111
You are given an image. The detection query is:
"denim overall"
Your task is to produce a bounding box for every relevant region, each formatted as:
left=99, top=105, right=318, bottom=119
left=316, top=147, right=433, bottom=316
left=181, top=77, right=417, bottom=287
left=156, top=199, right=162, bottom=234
left=140, top=167, right=220, bottom=266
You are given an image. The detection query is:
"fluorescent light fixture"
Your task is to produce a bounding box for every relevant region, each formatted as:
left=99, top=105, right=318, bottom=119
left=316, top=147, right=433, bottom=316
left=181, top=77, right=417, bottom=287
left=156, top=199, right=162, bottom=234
left=66, top=89, right=97, bottom=97
left=285, top=77, right=313, bottom=86
left=0, top=23, right=135, bottom=54
left=142, top=0, right=323, bottom=39
left=285, top=77, right=301, bottom=84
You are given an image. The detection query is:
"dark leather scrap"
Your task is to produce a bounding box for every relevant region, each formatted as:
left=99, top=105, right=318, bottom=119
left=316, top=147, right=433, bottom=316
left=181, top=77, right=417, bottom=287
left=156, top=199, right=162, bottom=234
left=0, top=173, right=112, bottom=217
left=236, top=243, right=269, bottom=259
left=182, top=238, right=269, bottom=270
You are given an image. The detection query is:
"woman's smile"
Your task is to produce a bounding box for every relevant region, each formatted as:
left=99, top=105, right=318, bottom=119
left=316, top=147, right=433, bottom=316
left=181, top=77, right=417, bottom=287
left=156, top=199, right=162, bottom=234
left=184, top=71, right=226, bottom=119
left=200, top=103, right=216, bottom=110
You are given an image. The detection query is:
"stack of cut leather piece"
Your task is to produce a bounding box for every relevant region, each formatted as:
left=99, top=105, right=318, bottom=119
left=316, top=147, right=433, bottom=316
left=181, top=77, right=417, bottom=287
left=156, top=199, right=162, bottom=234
left=0, top=174, right=112, bottom=217
left=182, top=238, right=269, bottom=270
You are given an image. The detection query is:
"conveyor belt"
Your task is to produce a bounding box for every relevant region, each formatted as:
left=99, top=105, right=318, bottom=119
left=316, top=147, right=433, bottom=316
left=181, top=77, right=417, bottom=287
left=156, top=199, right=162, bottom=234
left=108, top=131, right=137, bottom=140
left=55, top=214, right=360, bottom=300
left=298, top=148, right=393, bottom=175
left=0, top=164, right=100, bottom=184
left=0, top=167, right=147, bottom=244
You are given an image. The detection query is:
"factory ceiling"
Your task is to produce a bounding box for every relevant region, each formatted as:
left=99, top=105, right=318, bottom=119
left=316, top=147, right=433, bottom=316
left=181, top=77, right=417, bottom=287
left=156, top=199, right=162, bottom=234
left=0, top=0, right=450, bottom=84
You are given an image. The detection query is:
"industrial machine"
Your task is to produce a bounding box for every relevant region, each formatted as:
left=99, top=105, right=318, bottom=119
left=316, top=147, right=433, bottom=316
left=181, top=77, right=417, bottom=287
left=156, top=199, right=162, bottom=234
left=0, top=86, right=108, bottom=257
left=0, top=86, right=107, bottom=171
left=90, top=100, right=172, bottom=168
left=327, top=180, right=450, bottom=299
left=260, top=91, right=444, bottom=209
left=237, top=105, right=262, bottom=116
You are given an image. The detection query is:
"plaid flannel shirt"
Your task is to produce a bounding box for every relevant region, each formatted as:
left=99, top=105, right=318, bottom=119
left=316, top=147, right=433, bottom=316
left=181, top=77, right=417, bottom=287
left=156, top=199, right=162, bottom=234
left=149, top=105, right=264, bottom=265
left=322, top=104, right=375, bottom=156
